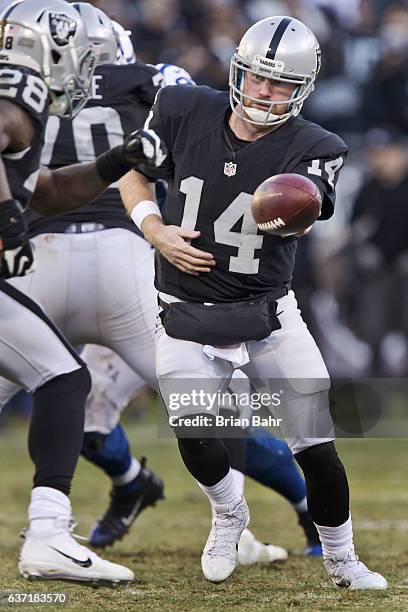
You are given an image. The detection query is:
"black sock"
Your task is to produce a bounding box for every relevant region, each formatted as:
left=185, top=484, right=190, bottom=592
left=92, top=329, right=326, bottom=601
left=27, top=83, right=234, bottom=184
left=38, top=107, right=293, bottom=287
left=176, top=415, right=230, bottom=486
left=220, top=436, right=246, bottom=474
left=295, top=442, right=349, bottom=527
left=218, top=406, right=247, bottom=473
left=29, top=366, right=91, bottom=496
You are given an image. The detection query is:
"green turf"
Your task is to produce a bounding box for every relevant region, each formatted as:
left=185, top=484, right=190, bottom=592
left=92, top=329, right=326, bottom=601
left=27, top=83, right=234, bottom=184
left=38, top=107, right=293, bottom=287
left=0, top=416, right=407, bottom=611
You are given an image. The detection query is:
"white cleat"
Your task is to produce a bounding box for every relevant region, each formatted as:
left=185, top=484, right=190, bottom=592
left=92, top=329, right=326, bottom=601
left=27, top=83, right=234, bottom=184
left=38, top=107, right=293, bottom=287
left=238, top=528, right=288, bottom=565
left=19, top=519, right=134, bottom=585
left=201, top=497, right=249, bottom=583
left=324, top=548, right=388, bottom=590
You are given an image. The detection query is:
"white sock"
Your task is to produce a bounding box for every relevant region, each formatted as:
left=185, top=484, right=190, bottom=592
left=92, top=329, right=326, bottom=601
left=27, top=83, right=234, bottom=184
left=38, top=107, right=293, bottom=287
left=198, top=469, right=242, bottom=508
left=111, top=457, right=141, bottom=487
left=231, top=468, right=245, bottom=496
left=293, top=496, right=308, bottom=514
left=28, top=487, right=71, bottom=536
left=315, top=514, right=353, bottom=559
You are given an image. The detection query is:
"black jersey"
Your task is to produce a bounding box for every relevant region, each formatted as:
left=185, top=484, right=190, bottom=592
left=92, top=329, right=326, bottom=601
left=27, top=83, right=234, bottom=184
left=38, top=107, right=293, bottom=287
left=27, top=62, right=161, bottom=238
left=140, top=85, right=348, bottom=303
left=0, top=64, right=49, bottom=209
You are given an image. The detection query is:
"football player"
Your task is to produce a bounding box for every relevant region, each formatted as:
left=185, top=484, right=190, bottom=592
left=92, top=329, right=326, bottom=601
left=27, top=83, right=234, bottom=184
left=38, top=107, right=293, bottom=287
left=57, top=24, right=319, bottom=557
left=0, top=0, right=155, bottom=583
left=0, top=3, right=196, bottom=550
left=119, top=16, right=387, bottom=589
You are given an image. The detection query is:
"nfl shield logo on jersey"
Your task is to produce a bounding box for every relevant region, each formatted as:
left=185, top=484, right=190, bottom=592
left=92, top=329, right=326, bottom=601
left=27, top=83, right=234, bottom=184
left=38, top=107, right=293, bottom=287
left=224, top=161, right=237, bottom=177
left=49, top=13, right=77, bottom=46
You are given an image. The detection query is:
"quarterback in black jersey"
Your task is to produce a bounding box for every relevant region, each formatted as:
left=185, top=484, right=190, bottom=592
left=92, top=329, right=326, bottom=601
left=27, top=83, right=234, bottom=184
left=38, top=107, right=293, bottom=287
left=121, top=16, right=387, bottom=589
left=0, top=0, right=154, bottom=585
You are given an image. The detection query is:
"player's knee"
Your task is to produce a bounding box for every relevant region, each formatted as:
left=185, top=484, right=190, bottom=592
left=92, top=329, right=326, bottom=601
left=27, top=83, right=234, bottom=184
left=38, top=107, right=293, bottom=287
left=81, top=424, right=130, bottom=464
left=295, top=441, right=345, bottom=481
left=37, top=365, right=91, bottom=399
left=81, top=431, right=106, bottom=461
left=174, top=413, right=218, bottom=456
left=171, top=413, right=217, bottom=440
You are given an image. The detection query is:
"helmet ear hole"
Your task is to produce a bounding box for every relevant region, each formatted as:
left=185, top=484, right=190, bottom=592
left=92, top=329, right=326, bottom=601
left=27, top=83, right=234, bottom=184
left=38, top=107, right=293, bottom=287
left=51, top=49, right=61, bottom=64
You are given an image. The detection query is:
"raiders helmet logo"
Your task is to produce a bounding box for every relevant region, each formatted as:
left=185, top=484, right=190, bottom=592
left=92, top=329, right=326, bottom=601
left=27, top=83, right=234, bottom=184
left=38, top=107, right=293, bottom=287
left=49, top=13, right=76, bottom=47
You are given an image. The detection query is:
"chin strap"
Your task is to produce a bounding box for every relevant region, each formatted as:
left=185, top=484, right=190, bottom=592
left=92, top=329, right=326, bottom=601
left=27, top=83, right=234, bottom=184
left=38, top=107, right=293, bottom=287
left=244, top=106, right=285, bottom=124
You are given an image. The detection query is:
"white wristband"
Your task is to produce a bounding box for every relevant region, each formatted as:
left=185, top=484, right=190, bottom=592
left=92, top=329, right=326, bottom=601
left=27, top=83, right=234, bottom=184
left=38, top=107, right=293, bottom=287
left=130, top=200, right=162, bottom=232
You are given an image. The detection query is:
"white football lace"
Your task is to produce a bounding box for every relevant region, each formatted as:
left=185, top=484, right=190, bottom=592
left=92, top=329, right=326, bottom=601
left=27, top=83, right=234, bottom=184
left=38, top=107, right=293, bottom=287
left=206, top=510, right=243, bottom=557
left=329, top=550, right=371, bottom=581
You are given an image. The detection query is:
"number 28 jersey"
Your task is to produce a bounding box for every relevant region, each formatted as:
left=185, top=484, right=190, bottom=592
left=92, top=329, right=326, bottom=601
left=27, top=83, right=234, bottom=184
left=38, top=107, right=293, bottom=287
left=0, top=64, right=49, bottom=209
left=141, top=85, right=348, bottom=303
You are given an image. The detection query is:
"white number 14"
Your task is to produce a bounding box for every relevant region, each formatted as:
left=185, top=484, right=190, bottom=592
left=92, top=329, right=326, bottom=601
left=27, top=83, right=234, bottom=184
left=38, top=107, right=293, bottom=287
left=307, top=156, right=343, bottom=188
left=179, top=176, right=263, bottom=274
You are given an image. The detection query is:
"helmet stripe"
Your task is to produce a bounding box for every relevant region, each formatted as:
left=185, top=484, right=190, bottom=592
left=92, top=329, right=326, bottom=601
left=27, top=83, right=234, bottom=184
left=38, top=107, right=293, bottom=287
left=266, top=16, right=291, bottom=60
left=1, top=1, right=22, bottom=20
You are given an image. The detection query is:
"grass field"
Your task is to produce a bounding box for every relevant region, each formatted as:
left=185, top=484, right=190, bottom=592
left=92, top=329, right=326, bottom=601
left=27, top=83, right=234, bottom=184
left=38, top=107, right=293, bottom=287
left=0, top=412, right=408, bottom=611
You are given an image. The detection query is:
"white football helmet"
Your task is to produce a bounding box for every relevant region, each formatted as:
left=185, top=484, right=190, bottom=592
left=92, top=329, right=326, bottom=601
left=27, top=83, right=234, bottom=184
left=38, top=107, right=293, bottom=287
left=0, top=0, right=96, bottom=117
left=230, top=16, right=321, bottom=126
left=111, top=20, right=136, bottom=65
left=155, top=63, right=195, bottom=86
left=72, top=3, right=119, bottom=65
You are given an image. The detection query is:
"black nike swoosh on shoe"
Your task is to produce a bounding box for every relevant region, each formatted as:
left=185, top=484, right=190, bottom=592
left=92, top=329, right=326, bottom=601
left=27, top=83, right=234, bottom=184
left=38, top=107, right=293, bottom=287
left=48, top=546, right=93, bottom=568
left=277, top=311, right=283, bottom=316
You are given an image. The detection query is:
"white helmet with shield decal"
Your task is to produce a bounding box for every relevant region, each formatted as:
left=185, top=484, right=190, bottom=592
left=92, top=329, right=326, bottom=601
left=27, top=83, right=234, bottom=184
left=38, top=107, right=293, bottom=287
left=0, top=0, right=96, bottom=117
left=230, top=16, right=321, bottom=126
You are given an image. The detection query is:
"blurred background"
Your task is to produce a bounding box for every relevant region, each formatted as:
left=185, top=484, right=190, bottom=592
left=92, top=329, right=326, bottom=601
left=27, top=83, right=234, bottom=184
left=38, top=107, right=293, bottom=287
left=3, top=0, right=408, bottom=427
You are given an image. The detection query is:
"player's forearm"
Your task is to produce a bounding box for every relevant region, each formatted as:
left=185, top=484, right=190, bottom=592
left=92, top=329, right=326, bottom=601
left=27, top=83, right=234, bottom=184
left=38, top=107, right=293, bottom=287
left=30, top=163, right=110, bottom=215
left=119, top=169, right=156, bottom=215
left=119, top=170, right=164, bottom=245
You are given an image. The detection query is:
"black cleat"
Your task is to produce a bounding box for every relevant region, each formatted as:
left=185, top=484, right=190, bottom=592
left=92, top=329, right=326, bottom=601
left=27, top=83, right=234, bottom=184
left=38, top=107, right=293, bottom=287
left=89, top=458, right=164, bottom=548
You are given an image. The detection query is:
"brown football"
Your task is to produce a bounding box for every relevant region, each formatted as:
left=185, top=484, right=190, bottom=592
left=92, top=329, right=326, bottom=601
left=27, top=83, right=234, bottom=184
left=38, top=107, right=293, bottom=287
left=251, top=173, right=322, bottom=236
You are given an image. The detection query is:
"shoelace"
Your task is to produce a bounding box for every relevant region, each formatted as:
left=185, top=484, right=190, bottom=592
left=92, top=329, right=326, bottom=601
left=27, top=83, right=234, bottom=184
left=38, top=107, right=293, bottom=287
left=19, top=517, right=88, bottom=543
left=207, top=511, right=243, bottom=557
left=329, top=550, right=370, bottom=581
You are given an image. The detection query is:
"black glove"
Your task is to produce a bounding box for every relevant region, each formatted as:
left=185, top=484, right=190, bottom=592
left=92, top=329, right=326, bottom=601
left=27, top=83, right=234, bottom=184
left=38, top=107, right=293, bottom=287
left=121, top=129, right=168, bottom=168
left=0, top=199, right=28, bottom=249
left=0, top=241, right=34, bottom=278
left=96, top=129, right=168, bottom=185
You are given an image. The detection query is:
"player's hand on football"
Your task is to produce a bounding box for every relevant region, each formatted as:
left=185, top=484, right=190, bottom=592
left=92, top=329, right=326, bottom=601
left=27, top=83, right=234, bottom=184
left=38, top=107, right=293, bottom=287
left=152, top=225, right=215, bottom=276
left=122, top=129, right=168, bottom=168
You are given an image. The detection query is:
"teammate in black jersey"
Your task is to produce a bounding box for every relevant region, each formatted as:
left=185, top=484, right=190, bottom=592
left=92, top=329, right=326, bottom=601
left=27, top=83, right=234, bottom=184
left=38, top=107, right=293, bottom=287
left=121, top=16, right=387, bottom=589
left=0, top=0, right=154, bottom=584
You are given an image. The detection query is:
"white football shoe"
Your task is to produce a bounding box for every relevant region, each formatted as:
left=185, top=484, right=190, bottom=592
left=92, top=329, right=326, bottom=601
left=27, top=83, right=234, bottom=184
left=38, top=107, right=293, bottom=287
left=324, top=548, right=387, bottom=590
left=202, top=497, right=249, bottom=583
left=238, top=528, right=288, bottom=565
left=19, top=519, right=134, bottom=585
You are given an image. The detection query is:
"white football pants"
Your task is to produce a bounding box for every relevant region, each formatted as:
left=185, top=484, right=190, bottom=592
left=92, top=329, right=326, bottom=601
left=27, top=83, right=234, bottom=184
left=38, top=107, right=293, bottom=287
left=0, top=279, right=82, bottom=397
left=156, top=291, right=334, bottom=454
left=0, top=229, right=157, bottom=427
left=45, top=289, right=335, bottom=451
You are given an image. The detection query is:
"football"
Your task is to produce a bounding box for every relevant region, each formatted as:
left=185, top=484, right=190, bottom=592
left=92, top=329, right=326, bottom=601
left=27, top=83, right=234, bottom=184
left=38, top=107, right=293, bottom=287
left=251, top=173, right=322, bottom=236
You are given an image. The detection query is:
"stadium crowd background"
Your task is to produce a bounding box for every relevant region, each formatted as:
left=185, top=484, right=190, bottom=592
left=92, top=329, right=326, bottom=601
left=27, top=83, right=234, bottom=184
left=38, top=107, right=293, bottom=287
left=3, top=0, right=408, bottom=429
left=90, top=0, right=408, bottom=378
